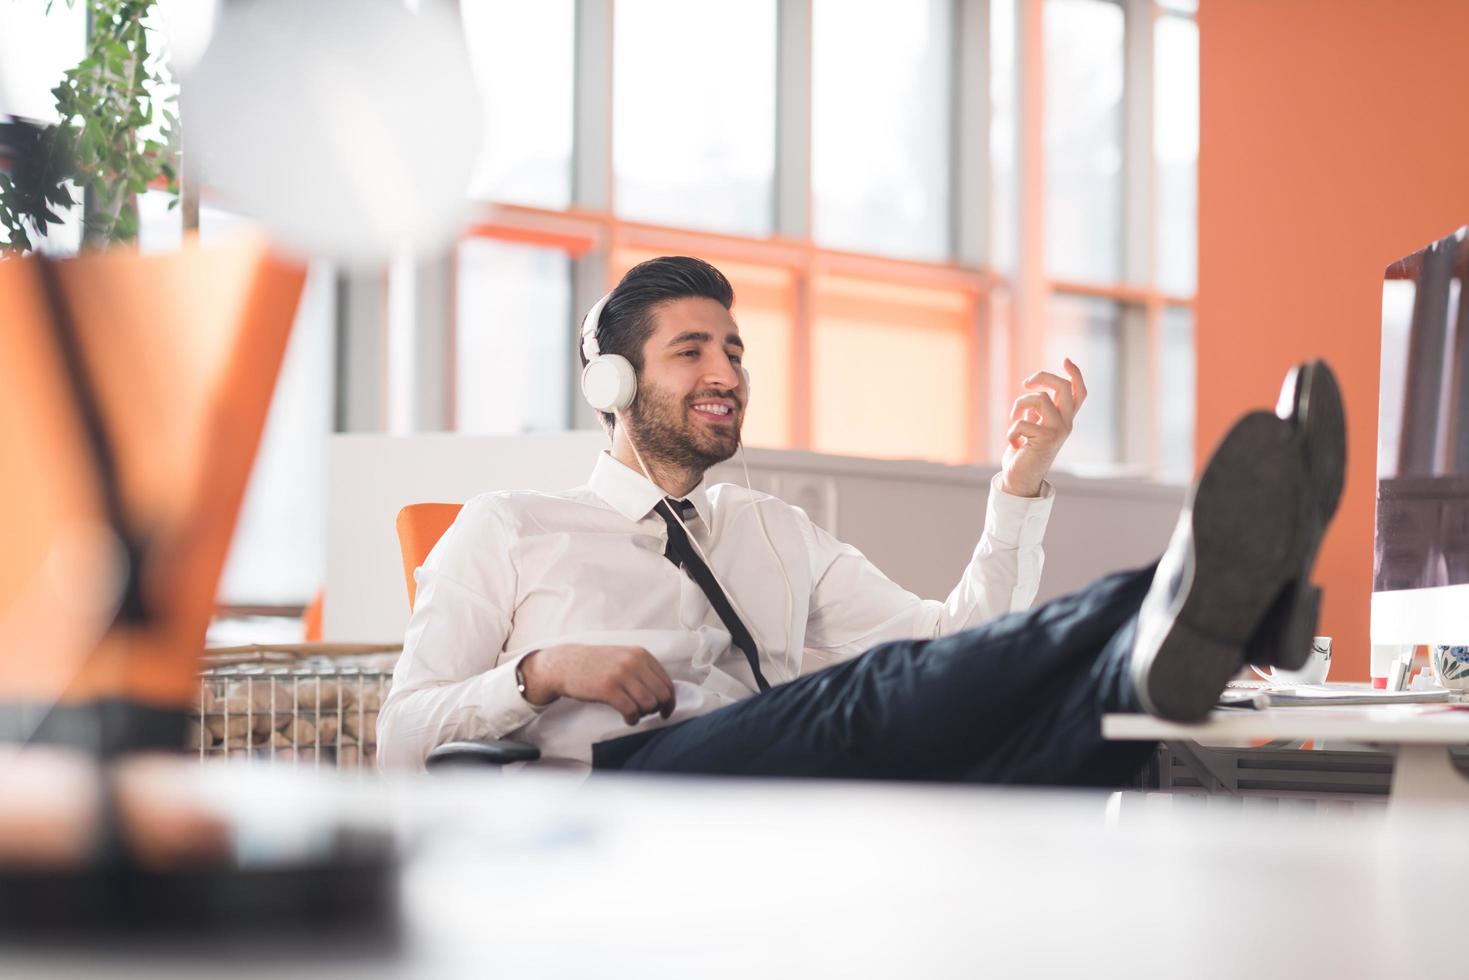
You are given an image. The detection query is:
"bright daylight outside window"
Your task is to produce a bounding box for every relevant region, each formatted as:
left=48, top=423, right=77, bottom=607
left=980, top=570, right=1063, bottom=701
left=456, top=238, right=573, bottom=434
left=613, top=0, right=777, bottom=236
left=0, top=1, right=86, bottom=253
left=811, top=0, right=952, bottom=261
left=1047, top=294, right=1121, bottom=468
left=1155, top=11, right=1198, bottom=297
left=812, top=276, right=975, bottom=465
left=1155, top=9, right=1199, bottom=482
left=461, top=0, right=575, bottom=209
left=1043, top=0, right=1125, bottom=285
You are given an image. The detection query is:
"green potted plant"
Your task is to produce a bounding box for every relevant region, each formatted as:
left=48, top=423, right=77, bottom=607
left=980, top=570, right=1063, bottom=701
left=0, top=0, right=178, bottom=254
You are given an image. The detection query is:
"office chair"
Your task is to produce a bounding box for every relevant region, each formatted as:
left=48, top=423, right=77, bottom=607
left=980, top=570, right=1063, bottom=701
left=395, top=503, right=540, bottom=770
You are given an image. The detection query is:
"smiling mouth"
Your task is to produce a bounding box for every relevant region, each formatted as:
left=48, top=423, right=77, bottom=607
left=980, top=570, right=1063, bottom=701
left=689, top=401, right=737, bottom=423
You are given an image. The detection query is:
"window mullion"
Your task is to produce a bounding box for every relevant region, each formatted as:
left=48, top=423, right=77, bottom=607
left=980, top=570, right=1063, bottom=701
left=412, top=254, right=456, bottom=432
left=572, top=0, right=614, bottom=212
left=1123, top=0, right=1156, bottom=287
left=570, top=0, right=615, bottom=431
left=952, top=0, right=991, bottom=268
left=775, top=0, right=813, bottom=448
left=334, top=269, right=390, bottom=433
left=775, top=0, right=813, bottom=240
left=954, top=0, right=992, bottom=463
left=1122, top=0, right=1158, bottom=470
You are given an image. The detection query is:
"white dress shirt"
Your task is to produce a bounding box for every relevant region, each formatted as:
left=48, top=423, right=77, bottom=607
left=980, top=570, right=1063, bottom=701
left=379, top=452, right=1055, bottom=772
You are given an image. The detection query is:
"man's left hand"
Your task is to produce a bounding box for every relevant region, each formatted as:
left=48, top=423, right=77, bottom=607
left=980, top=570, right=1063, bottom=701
left=999, top=358, right=1087, bottom=498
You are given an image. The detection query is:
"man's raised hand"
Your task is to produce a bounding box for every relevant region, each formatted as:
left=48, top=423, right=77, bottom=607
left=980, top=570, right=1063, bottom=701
left=999, top=358, right=1087, bottom=498
left=518, top=644, right=676, bottom=725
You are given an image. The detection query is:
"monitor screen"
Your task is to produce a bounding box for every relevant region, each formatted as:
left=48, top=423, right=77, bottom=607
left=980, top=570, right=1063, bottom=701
left=1372, top=227, right=1469, bottom=644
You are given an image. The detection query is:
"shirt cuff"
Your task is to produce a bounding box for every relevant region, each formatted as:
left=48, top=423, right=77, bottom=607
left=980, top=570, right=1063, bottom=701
left=984, top=473, right=1055, bottom=549
left=478, top=650, right=548, bottom=736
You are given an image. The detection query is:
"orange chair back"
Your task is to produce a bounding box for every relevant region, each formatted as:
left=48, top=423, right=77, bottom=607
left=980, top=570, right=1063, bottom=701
left=396, top=503, right=463, bottom=610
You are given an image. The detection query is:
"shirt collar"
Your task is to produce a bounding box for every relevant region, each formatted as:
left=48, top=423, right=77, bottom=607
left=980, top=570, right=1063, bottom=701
left=589, top=451, right=712, bottom=526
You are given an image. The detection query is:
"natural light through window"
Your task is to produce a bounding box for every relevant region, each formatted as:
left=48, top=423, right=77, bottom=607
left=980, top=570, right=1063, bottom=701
left=812, top=0, right=952, bottom=261
left=461, top=0, right=575, bottom=208
left=614, top=0, right=777, bottom=235
left=812, top=277, right=973, bottom=464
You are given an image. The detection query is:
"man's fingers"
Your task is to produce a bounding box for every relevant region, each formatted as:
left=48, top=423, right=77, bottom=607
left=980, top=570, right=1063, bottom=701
left=607, top=692, right=640, bottom=726
left=636, top=652, right=675, bottom=697
left=1006, top=419, right=1046, bottom=447
left=1063, top=357, right=1088, bottom=409
left=634, top=659, right=677, bottom=717
left=1011, top=391, right=1064, bottom=430
left=621, top=676, right=662, bottom=717
left=1023, top=370, right=1076, bottom=419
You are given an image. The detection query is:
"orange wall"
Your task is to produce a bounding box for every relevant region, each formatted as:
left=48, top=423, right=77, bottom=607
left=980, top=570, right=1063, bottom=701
left=1199, top=0, right=1469, bottom=679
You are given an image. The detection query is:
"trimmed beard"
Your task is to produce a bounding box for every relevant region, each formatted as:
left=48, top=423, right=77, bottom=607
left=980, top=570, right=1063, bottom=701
left=624, top=380, right=741, bottom=473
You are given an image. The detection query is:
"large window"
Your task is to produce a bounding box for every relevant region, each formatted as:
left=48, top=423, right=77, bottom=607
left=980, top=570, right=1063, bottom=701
left=441, top=0, right=1197, bottom=481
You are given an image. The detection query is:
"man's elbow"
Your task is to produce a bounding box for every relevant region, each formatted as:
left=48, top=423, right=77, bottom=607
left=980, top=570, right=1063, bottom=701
left=374, top=701, right=429, bottom=772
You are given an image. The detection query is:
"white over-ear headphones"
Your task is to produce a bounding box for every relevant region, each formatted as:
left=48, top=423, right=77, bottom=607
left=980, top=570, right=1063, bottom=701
left=580, top=290, right=751, bottom=414
left=580, top=291, right=639, bottom=413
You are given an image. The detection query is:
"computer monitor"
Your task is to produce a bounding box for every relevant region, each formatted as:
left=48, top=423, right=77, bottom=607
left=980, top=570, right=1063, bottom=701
left=1372, top=227, right=1469, bottom=645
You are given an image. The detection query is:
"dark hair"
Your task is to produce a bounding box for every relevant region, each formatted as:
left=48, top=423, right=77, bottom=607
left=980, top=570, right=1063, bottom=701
left=579, top=255, right=735, bottom=432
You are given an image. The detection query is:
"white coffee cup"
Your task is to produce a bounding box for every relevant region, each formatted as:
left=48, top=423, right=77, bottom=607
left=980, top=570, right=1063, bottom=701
left=1252, top=636, right=1332, bottom=687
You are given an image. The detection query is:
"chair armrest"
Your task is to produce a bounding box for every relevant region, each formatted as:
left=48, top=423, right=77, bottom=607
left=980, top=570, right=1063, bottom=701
left=425, top=739, right=541, bottom=769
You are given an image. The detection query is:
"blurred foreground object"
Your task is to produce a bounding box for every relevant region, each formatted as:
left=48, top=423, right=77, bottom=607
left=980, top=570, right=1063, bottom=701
left=0, top=236, right=303, bottom=749
left=0, top=238, right=397, bottom=937
left=181, top=0, right=481, bottom=267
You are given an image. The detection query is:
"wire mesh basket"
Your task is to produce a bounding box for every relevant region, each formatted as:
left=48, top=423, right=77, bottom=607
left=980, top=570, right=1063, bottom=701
left=191, top=644, right=399, bottom=770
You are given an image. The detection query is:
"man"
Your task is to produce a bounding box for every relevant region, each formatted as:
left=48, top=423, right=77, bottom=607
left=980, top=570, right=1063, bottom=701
left=379, top=256, right=1344, bottom=784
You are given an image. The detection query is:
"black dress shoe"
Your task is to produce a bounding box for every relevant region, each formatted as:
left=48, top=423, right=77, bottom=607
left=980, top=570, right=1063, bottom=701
left=1244, top=360, right=1347, bottom=669
left=1131, top=411, right=1315, bottom=721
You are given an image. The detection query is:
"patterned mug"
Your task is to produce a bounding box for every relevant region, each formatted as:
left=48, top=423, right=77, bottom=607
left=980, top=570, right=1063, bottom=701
left=1430, top=646, right=1469, bottom=692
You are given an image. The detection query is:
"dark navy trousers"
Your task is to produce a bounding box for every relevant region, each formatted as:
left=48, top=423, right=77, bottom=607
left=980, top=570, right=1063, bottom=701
left=592, top=565, right=1159, bottom=788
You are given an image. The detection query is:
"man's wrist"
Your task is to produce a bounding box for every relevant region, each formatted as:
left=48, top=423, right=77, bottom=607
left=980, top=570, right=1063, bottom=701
left=998, top=474, right=1043, bottom=498
left=517, top=650, right=558, bottom=706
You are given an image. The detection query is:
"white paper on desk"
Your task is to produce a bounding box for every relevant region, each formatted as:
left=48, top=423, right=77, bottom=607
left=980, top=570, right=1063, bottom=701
left=1260, top=685, right=1451, bottom=706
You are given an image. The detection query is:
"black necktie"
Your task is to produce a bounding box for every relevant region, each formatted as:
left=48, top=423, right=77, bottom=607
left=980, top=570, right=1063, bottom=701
left=655, top=498, right=771, bottom=692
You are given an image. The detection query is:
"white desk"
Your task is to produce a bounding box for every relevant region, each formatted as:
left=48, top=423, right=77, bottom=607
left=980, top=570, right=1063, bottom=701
left=4, top=767, right=1469, bottom=978
left=1104, top=705, right=1469, bottom=810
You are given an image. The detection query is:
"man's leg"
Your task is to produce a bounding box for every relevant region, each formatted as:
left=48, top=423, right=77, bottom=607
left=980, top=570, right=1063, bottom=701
left=592, top=565, right=1155, bottom=786
left=597, top=366, right=1347, bottom=785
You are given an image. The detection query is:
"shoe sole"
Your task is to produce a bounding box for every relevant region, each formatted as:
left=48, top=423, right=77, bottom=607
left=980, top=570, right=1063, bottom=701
left=1134, top=412, right=1311, bottom=721
left=1252, top=580, right=1322, bottom=671
left=1296, top=360, right=1347, bottom=524
left=1250, top=360, right=1346, bottom=670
